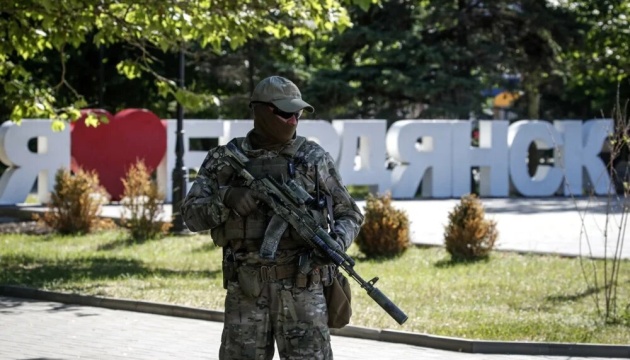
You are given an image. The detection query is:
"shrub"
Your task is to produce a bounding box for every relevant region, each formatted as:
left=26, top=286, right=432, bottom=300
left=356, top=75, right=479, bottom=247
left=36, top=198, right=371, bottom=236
left=347, top=185, right=371, bottom=200
left=36, top=168, right=112, bottom=234
left=355, top=192, right=410, bottom=258
left=120, top=160, right=171, bottom=241
left=444, top=193, right=498, bottom=261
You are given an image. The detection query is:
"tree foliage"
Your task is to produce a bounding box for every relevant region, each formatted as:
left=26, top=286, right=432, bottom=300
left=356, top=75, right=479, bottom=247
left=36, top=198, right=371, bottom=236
left=0, top=0, right=358, bottom=127
left=552, top=0, right=630, bottom=118
left=306, top=0, right=590, bottom=121
left=0, top=0, right=626, bottom=126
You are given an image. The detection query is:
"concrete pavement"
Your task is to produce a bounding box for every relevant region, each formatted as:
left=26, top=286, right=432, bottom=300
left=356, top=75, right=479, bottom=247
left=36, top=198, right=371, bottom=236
left=389, top=197, right=630, bottom=259
left=1, top=294, right=626, bottom=360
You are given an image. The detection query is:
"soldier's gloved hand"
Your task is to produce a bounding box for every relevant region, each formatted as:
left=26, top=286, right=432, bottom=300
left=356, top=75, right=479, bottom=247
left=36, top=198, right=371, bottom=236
left=223, top=187, right=259, bottom=216
left=328, top=229, right=347, bottom=251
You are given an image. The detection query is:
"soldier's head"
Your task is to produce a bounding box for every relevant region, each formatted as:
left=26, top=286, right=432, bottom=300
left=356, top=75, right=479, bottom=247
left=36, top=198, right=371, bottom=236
left=249, top=76, right=314, bottom=147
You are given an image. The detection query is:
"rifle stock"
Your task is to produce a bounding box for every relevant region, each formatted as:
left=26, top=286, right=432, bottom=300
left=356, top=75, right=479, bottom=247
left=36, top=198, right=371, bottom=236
left=223, top=142, right=408, bottom=325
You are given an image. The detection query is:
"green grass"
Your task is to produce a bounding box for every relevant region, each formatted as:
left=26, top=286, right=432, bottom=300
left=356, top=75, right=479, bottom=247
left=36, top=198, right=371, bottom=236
left=1, top=230, right=629, bottom=344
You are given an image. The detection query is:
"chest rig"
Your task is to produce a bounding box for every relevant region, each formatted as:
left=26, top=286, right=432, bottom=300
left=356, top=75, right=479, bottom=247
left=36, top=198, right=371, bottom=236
left=213, top=136, right=330, bottom=253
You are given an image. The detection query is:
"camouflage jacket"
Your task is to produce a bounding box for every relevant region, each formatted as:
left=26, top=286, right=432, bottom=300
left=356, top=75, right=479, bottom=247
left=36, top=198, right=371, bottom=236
left=181, top=133, right=364, bottom=251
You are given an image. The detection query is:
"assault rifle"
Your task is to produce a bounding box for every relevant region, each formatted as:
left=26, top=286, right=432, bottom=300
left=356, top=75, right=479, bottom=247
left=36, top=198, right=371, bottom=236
left=223, top=142, right=408, bottom=325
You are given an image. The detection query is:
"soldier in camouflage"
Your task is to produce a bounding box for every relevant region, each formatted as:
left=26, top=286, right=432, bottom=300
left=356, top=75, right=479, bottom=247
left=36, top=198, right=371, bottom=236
left=181, top=76, right=364, bottom=360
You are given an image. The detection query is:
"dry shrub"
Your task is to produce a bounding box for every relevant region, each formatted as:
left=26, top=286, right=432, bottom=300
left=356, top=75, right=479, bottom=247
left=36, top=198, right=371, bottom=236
left=120, top=160, right=171, bottom=240
left=36, top=168, right=113, bottom=234
left=355, top=192, right=410, bottom=258
left=444, top=194, right=498, bottom=261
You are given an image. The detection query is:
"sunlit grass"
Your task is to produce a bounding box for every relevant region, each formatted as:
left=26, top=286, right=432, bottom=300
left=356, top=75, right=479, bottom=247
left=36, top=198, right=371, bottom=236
left=1, top=230, right=629, bottom=344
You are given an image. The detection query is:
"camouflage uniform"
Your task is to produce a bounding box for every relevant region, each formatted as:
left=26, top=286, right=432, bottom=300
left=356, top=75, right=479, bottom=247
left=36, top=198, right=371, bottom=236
left=181, top=132, right=364, bottom=360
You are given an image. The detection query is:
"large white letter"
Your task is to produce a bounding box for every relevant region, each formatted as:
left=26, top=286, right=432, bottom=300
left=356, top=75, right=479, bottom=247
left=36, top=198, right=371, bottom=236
left=450, top=121, right=472, bottom=197
left=298, top=120, right=340, bottom=161
left=508, top=120, right=564, bottom=196
left=387, top=120, right=452, bottom=198
left=582, top=119, right=614, bottom=195
left=0, top=120, right=70, bottom=204
left=161, top=119, right=224, bottom=202
left=334, top=120, right=390, bottom=193
left=477, top=121, right=510, bottom=197
left=219, top=120, right=253, bottom=145
left=554, top=120, right=583, bottom=196
left=451, top=120, right=509, bottom=197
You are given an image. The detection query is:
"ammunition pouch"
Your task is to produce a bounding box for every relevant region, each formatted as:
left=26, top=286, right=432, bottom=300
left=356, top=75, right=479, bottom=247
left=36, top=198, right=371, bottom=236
left=218, top=209, right=328, bottom=250
left=228, top=262, right=336, bottom=298
left=324, top=269, right=352, bottom=329
left=236, top=265, right=263, bottom=298
left=222, top=257, right=237, bottom=289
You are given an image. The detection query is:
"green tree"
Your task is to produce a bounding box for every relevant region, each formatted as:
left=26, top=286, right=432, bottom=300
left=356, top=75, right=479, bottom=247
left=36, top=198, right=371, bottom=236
left=0, top=0, right=362, bottom=128
left=305, top=0, right=580, bottom=121
left=552, top=0, right=630, bottom=119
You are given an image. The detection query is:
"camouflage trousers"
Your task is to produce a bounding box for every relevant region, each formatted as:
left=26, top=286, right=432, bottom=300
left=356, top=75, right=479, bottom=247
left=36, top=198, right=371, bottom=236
left=219, top=277, right=332, bottom=360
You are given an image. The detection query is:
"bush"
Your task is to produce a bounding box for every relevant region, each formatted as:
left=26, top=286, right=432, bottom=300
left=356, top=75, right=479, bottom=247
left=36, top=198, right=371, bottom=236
left=120, top=160, right=171, bottom=241
left=347, top=185, right=371, bottom=200
left=444, top=194, right=498, bottom=261
left=36, top=168, right=112, bottom=234
left=355, top=192, right=410, bottom=258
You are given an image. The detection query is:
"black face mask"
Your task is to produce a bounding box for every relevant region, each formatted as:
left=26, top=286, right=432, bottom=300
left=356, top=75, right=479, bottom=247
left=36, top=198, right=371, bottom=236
left=251, top=105, right=298, bottom=149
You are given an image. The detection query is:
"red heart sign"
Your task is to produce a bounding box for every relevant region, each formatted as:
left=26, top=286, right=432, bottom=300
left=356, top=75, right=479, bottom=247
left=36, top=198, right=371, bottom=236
left=71, top=109, right=167, bottom=201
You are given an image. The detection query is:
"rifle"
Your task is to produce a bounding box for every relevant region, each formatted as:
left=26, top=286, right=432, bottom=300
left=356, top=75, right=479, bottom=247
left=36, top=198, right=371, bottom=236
left=222, top=142, right=408, bottom=326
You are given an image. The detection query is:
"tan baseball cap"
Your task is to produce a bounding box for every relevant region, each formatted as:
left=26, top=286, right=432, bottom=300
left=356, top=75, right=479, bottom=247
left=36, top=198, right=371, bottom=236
left=250, top=76, right=314, bottom=113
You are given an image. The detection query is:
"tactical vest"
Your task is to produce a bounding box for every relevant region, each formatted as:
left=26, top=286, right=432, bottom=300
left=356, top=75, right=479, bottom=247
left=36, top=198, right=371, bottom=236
left=211, top=136, right=329, bottom=252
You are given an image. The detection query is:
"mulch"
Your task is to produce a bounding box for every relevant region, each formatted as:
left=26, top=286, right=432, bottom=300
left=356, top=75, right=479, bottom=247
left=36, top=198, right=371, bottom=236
left=0, top=219, right=53, bottom=235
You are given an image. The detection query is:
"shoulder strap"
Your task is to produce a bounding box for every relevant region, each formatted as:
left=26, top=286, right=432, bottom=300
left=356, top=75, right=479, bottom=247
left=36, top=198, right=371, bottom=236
left=280, top=136, right=306, bottom=158
left=229, top=137, right=246, bottom=150
left=230, top=136, right=304, bottom=157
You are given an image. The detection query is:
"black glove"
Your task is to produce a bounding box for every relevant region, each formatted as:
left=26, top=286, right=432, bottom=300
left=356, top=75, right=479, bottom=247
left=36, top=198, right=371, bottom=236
left=223, top=187, right=258, bottom=216
left=328, top=229, right=346, bottom=251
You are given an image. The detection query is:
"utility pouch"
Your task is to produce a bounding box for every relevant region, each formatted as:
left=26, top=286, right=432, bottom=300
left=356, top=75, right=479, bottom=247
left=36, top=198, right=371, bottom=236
left=222, top=261, right=236, bottom=290
left=236, top=266, right=263, bottom=298
left=222, top=248, right=236, bottom=289
left=324, top=271, right=352, bottom=329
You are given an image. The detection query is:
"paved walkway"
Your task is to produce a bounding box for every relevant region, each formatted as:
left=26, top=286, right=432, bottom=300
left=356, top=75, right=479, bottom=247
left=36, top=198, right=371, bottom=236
left=389, top=197, right=630, bottom=259
left=0, top=296, right=622, bottom=360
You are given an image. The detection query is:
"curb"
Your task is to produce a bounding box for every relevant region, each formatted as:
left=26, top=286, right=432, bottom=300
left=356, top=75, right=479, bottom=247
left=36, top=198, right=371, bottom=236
left=0, top=205, right=41, bottom=222
left=2, top=285, right=628, bottom=358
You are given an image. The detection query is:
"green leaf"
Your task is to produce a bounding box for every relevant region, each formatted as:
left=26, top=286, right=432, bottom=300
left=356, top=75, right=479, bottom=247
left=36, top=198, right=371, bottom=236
left=116, top=60, right=141, bottom=79
left=51, top=119, right=66, bottom=132
left=84, top=113, right=100, bottom=127
left=352, top=0, right=376, bottom=12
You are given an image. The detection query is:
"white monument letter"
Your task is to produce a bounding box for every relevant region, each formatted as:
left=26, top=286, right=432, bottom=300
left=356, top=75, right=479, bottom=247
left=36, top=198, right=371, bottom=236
left=334, top=120, right=390, bottom=193
left=554, top=120, right=583, bottom=196
left=582, top=119, right=614, bottom=195
left=298, top=120, right=341, bottom=162
left=476, top=120, right=510, bottom=197
left=219, top=120, right=253, bottom=145
left=508, top=120, right=564, bottom=196
left=161, top=119, right=225, bottom=202
left=451, top=120, right=509, bottom=197
left=0, top=120, right=71, bottom=204
left=387, top=120, right=452, bottom=198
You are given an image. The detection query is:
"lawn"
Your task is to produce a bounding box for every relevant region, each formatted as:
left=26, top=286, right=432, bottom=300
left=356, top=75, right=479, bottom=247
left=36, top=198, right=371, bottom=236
left=1, top=229, right=629, bottom=344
